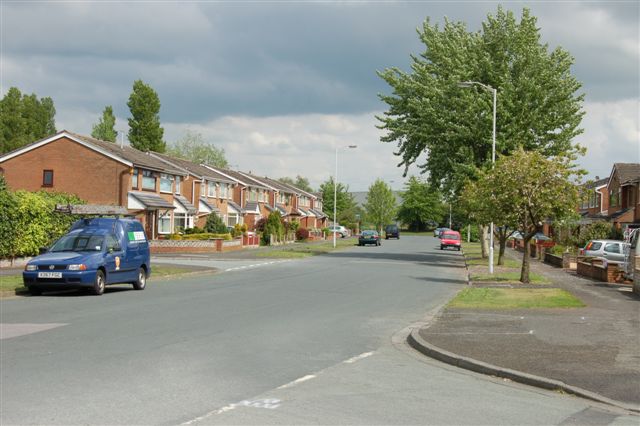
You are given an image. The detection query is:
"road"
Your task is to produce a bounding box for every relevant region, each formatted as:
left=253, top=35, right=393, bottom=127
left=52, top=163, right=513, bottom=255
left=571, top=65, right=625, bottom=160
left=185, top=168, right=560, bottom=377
left=1, top=236, right=636, bottom=425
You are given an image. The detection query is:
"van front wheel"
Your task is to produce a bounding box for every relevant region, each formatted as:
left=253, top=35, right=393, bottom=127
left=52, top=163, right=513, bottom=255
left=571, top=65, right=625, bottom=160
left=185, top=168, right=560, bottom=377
left=133, top=268, right=146, bottom=290
left=93, top=270, right=105, bottom=295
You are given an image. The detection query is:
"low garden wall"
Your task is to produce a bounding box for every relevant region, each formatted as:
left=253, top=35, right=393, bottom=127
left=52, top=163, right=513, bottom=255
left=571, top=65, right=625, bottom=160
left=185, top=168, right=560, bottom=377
left=543, top=252, right=577, bottom=269
left=543, top=252, right=563, bottom=268
left=150, top=238, right=248, bottom=254
left=576, top=259, right=623, bottom=283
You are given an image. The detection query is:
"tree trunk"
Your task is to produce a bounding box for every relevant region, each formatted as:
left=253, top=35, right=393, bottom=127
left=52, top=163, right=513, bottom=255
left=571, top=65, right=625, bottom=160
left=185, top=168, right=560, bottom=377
left=520, top=238, right=531, bottom=283
left=479, top=225, right=488, bottom=258
left=497, top=230, right=507, bottom=266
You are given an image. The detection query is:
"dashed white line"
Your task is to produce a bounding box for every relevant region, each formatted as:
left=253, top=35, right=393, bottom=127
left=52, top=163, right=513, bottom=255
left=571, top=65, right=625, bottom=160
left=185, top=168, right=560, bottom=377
left=277, top=374, right=317, bottom=389
left=344, top=351, right=375, bottom=363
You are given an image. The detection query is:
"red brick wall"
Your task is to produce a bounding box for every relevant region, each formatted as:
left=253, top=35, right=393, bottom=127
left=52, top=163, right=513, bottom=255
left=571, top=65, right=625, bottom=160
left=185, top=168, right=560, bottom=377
left=1, top=136, right=130, bottom=205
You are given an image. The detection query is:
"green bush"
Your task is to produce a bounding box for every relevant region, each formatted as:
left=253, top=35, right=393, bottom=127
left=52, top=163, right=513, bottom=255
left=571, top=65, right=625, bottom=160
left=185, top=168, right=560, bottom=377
left=262, top=211, right=284, bottom=245
left=0, top=185, right=84, bottom=259
left=204, top=212, right=228, bottom=234
left=576, top=222, right=615, bottom=247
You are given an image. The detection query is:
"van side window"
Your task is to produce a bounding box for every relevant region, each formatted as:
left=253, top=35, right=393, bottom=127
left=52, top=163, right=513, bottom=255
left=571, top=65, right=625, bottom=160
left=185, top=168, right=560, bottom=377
left=106, top=234, right=121, bottom=251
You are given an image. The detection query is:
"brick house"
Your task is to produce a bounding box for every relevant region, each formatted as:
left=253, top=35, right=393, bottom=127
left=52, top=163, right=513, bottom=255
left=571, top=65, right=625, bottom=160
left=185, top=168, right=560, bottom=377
left=0, top=131, right=188, bottom=239
left=578, top=177, right=610, bottom=225
left=148, top=153, right=237, bottom=229
left=605, top=163, right=640, bottom=233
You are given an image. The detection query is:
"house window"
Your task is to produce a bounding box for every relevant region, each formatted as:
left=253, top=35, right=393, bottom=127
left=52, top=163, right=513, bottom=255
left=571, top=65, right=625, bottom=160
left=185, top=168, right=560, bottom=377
left=175, top=176, right=181, bottom=195
left=200, top=182, right=206, bottom=197
left=42, top=170, right=53, bottom=187
left=227, top=213, right=239, bottom=227
left=132, top=168, right=139, bottom=189
left=160, top=174, right=173, bottom=193
left=158, top=212, right=172, bottom=234
left=208, top=181, right=216, bottom=197
left=173, top=213, right=192, bottom=232
left=142, top=170, right=156, bottom=190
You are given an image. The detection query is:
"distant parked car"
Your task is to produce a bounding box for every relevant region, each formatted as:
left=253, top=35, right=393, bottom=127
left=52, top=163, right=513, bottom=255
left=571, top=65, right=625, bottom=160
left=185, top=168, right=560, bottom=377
left=440, top=230, right=461, bottom=251
left=328, top=225, right=348, bottom=238
left=359, top=230, right=381, bottom=246
left=384, top=224, right=400, bottom=239
left=434, top=227, right=449, bottom=237
left=580, top=239, right=629, bottom=264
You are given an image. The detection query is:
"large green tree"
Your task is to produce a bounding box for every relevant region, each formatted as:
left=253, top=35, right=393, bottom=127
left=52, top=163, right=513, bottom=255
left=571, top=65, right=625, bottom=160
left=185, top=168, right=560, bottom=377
left=278, top=175, right=314, bottom=193
left=166, top=130, right=228, bottom=167
left=377, top=7, right=584, bottom=195
left=475, top=149, right=580, bottom=283
left=319, top=177, right=358, bottom=227
left=364, top=179, right=397, bottom=234
left=91, top=106, right=118, bottom=142
left=0, top=87, right=57, bottom=153
left=397, top=176, right=445, bottom=231
left=127, top=80, right=165, bottom=152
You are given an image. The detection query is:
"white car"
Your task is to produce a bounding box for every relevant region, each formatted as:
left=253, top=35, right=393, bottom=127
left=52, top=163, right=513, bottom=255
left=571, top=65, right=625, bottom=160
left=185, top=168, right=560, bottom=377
left=328, top=225, right=348, bottom=238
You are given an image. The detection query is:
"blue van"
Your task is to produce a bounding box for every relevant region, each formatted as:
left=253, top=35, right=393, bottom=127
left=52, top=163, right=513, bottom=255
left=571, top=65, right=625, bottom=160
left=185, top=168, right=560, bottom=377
left=23, top=218, right=151, bottom=295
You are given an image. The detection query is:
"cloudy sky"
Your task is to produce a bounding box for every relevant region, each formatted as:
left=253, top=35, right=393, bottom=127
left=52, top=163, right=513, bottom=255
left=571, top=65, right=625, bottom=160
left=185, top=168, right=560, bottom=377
left=1, top=1, right=638, bottom=191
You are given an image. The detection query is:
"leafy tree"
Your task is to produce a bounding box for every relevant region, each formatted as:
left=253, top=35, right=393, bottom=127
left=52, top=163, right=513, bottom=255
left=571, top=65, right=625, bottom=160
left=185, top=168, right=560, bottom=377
left=364, top=179, right=397, bottom=234
left=166, top=130, right=228, bottom=167
left=0, top=87, right=57, bottom=153
left=127, top=80, right=165, bottom=152
left=460, top=175, right=519, bottom=265
left=319, top=177, right=358, bottom=226
left=0, top=175, right=18, bottom=260
left=397, top=176, right=446, bottom=231
left=262, top=211, right=285, bottom=245
left=576, top=222, right=615, bottom=248
left=477, top=149, right=580, bottom=283
left=203, top=212, right=228, bottom=234
left=278, top=175, right=314, bottom=193
left=377, top=7, right=584, bottom=196
left=91, top=106, right=118, bottom=142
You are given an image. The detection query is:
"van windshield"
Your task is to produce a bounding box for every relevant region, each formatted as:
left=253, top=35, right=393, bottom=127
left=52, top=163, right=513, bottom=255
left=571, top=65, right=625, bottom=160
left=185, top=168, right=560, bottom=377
left=50, top=234, right=105, bottom=253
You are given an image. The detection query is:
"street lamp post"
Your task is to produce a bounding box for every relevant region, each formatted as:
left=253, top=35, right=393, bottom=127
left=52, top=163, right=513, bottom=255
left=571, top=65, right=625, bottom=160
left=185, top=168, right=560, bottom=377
left=333, top=145, right=357, bottom=248
left=459, top=81, right=497, bottom=274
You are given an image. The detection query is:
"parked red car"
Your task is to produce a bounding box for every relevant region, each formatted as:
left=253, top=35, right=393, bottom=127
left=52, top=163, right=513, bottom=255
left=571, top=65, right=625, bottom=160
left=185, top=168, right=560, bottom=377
left=440, top=230, right=461, bottom=251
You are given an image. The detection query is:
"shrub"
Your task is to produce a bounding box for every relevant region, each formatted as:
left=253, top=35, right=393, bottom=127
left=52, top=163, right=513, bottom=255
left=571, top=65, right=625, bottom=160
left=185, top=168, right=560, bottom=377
left=262, top=211, right=284, bottom=245
left=184, top=226, right=204, bottom=235
left=204, top=212, right=228, bottom=234
left=296, top=227, right=310, bottom=241
left=576, top=222, right=615, bottom=247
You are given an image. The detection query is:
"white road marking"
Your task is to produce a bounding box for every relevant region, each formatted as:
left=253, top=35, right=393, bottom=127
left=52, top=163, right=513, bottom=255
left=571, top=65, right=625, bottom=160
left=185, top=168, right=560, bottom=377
left=181, top=399, right=282, bottom=425
left=344, top=351, right=375, bottom=363
left=423, top=331, right=535, bottom=335
left=277, top=375, right=316, bottom=389
left=224, top=260, right=289, bottom=272
left=0, top=323, right=67, bottom=340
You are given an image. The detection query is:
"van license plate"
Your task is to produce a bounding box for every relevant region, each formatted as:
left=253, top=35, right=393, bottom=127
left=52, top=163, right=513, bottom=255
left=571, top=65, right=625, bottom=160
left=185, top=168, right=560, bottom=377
left=37, top=272, right=62, bottom=278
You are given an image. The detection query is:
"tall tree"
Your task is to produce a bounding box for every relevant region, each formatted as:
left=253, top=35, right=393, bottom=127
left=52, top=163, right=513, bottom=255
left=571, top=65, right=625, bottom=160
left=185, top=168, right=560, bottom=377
left=377, top=7, right=584, bottom=195
left=475, top=149, right=580, bottom=283
left=364, top=179, right=397, bottom=234
left=0, top=87, right=57, bottom=153
left=397, top=176, right=446, bottom=231
left=278, top=175, right=314, bottom=193
left=91, top=106, right=118, bottom=142
left=127, top=80, right=165, bottom=152
left=319, top=177, right=358, bottom=226
left=166, top=130, right=227, bottom=167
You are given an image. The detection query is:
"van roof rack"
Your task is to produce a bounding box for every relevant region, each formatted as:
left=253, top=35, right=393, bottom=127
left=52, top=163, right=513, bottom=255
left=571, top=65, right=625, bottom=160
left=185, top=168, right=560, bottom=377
left=55, top=204, right=132, bottom=217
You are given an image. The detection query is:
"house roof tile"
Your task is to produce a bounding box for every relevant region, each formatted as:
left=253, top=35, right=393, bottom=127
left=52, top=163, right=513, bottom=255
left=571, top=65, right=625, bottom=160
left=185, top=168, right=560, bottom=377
left=613, top=163, right=640, bottom=185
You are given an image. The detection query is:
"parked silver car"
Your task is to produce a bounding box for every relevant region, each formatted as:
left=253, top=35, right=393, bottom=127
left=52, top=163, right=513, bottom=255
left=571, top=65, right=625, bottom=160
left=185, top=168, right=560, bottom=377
left=580, top=239, right=629, bottom=264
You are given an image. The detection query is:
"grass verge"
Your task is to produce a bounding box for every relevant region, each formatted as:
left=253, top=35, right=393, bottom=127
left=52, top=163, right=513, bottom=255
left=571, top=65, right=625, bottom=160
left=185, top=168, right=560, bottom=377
left=0, top=265, right=204, bottom=298
left=449, top=287, right=585, bottom=309
left=471, top=271, right=551, bottom=285
left=255, top=238, right=356, bottom=258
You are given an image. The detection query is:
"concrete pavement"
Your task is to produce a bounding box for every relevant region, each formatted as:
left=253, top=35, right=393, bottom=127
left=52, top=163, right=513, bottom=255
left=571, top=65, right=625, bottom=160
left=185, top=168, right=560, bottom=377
left=409, top=245, right=640, bottom=412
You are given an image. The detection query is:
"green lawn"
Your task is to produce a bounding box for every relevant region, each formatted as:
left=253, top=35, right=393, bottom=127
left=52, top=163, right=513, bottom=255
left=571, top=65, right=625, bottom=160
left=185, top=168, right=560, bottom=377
left=449, top=287, right=585, bottom=309
left=0, top=264, right=204, bottom=297
left=256, top=238, right=356, bottom=258
left=471, top=271, right=551, bottom=285
left=462, top=242, right=520, bottom=268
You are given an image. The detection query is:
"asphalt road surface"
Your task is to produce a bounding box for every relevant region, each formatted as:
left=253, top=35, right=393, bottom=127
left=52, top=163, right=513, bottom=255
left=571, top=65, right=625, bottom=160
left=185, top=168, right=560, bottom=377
left=1, top=236, right=637, bottom=425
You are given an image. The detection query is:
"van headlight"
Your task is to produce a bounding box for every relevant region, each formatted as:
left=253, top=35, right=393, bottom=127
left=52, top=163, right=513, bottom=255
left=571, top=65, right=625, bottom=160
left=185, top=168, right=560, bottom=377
left=25, top=264, right=37, bottom=271
left=67, top=264, right=87, bottom=271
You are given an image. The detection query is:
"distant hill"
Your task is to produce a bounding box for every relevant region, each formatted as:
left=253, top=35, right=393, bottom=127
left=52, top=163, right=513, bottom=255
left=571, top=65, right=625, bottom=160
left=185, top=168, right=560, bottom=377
left=350, top=191, right=403, bottom=207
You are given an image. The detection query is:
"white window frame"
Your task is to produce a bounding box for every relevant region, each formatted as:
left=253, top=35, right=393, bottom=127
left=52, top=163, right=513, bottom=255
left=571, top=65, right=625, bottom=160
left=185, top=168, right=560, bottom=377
left=160, top=174, right=174, bottom=193
left=175, top=176, right=181, bottom=195
left=208, top=181, right=216, bottom=197
left=158, top=212, right=172, bottom=234
left=142, top=170, right=156, bottom=191
left=201, top=181, right=206, bottom=197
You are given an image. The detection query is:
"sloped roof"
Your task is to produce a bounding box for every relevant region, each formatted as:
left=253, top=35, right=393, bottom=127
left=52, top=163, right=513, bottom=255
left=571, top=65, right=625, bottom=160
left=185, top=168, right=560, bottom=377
left=129, top=192, right=175, bottom=209
left=583, top=177, right=609, bottom=189
left=613, top=163, right=640, bottom=185
left=244, top=201, right=260, bottom=213
left=206, top=166, right=270, bottom=190
left=67, top=132, right=186, bottom=175
left=174, top=195, right=197, bottom=214
left=150, top=153, right=235, bottom=184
